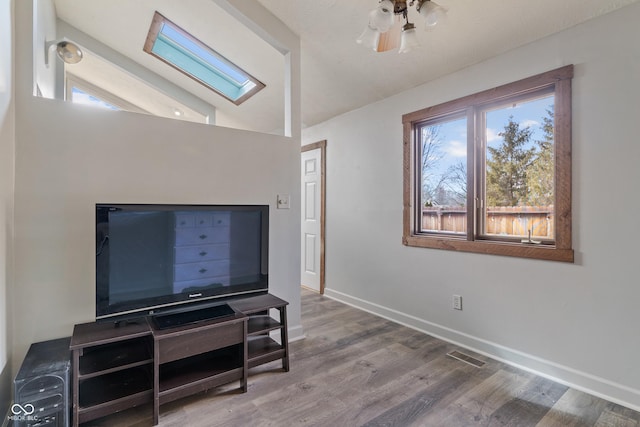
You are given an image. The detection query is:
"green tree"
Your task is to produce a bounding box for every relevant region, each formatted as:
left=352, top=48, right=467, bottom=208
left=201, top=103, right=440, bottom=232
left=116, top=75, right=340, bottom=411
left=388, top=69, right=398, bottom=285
left=486, top=117, right=536, bottom=206
left=527, top=108, right=554, bottom=206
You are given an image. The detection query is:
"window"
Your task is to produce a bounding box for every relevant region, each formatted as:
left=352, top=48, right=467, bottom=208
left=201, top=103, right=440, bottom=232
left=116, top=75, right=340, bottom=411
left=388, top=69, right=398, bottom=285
left=144, top=12, right=265, bottom=105
left=403, top=66, right=574, bottom=262
left=66, top=75, right=146, bottom=113
left=70, top=87, right=120, bottom=111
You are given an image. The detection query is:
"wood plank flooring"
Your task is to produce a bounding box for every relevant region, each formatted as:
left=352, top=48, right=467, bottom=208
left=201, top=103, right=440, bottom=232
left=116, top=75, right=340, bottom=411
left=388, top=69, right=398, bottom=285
left=87, top=290, right=640, bottom=426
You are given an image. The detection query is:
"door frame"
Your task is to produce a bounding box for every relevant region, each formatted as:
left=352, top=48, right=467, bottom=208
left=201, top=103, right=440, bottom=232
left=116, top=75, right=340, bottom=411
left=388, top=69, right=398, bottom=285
left=301, top=140, right=326, bottom=294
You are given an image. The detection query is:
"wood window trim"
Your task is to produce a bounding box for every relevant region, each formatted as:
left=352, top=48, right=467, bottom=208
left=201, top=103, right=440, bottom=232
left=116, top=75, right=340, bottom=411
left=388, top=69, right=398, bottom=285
left=402, top=65, right=574, bottom=263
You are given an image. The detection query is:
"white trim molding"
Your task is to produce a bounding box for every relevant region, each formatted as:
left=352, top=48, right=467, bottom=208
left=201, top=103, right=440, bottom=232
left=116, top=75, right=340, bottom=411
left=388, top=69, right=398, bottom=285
left=288, top=325, right=306, bottom=343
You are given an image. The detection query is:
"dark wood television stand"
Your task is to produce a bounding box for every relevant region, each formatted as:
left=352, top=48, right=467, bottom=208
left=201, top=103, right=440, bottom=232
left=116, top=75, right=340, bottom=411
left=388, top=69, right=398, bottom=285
left=70, top=293, right=289, bottom=426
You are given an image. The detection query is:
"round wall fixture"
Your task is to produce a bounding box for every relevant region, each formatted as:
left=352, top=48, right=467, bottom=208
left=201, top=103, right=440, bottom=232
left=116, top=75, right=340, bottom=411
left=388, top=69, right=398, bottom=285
left=56, top=41, right=83, bottom=64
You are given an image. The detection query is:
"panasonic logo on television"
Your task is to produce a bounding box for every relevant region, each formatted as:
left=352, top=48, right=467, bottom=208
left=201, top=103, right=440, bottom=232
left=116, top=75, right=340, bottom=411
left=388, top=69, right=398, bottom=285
left=189, top=293, right=203, bottom=298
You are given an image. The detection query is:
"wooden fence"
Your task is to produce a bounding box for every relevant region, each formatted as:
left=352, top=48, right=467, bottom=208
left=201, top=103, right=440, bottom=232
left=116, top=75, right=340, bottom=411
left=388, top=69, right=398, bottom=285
left=422, top=206, right=554, bottom=238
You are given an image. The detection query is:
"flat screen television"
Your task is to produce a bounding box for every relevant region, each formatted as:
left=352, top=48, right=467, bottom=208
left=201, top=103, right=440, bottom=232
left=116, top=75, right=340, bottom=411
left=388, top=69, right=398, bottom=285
left=95, top=204, right=269, bottom=321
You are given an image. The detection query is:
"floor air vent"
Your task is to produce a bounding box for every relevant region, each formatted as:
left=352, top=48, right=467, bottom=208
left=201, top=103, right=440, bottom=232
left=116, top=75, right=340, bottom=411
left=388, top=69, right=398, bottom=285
left=446, top=350, right=486, bottom=368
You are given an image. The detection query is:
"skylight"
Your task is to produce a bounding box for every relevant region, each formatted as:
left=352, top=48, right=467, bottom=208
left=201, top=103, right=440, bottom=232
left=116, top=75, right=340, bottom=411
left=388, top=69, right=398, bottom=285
left=144, top=12, right=265, bottom=105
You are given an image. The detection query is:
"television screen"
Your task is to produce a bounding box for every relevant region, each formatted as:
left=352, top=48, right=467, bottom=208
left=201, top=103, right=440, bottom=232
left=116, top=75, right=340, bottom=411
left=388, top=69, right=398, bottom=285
left=95, top=204, right=269, bottom=320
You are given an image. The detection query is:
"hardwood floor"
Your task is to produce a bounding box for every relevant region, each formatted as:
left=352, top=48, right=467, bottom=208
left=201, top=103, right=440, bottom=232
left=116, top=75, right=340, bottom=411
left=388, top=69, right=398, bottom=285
left=88, top=290, right=640, bottom=426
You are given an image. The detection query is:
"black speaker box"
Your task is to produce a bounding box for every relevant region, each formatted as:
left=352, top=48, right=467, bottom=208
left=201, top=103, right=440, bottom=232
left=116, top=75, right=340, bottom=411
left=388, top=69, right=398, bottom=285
left=13, top=337, right=71, bottom=427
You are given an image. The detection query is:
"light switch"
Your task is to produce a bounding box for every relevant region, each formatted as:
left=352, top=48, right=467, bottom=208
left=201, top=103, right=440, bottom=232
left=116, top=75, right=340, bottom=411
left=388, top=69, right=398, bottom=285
left=277, top=194, right=290, bottom=209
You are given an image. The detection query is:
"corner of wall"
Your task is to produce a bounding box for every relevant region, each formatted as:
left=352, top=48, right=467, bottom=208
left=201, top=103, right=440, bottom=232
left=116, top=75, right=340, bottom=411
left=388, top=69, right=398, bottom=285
left=0, top=0, right=15, bottom=421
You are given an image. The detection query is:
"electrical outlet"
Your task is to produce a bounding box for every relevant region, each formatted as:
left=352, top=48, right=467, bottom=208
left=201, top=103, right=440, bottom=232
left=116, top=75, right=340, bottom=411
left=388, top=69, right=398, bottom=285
left=452, top=294, right=462, bottom=310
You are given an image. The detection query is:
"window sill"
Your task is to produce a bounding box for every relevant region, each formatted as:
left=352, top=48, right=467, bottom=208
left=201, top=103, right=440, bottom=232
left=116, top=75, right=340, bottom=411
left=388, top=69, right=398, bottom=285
left=403, top=235, right=574, bottom=263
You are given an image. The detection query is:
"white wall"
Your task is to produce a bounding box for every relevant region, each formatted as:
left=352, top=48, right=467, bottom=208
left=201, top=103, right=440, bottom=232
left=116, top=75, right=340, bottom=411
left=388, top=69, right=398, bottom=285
left=303, top=3, right=640, bottom=410
left=11, top=0, right=302, bottom=375
left=0, top=0, right=14, bottom=418
left=33, top=0, right=56, bottom=98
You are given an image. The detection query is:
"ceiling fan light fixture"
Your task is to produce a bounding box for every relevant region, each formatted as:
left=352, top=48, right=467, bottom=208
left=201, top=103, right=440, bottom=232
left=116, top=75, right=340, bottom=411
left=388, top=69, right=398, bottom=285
left=371, top=0, right=395, bottom=32
left=399, top=23, right=419, bottom=53
left=356, top=24, right=381, bottom=51
left=417, top=0, right=448, bottom=27
left=357, top=0, right=448, bottom=53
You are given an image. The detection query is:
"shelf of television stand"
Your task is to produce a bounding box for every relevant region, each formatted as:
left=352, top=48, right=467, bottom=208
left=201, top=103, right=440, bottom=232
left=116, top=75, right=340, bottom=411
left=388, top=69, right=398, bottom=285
left=77, top=366, right=152, bottom=417
left=70, top=320, right=154, bottom=426
left=78, top=337, right=153, bottom=378
left=151, top=310, right=248, bottom=424
left=228, top=293, right=290, bottom=371
left=157, top=347, right=244, bottom=404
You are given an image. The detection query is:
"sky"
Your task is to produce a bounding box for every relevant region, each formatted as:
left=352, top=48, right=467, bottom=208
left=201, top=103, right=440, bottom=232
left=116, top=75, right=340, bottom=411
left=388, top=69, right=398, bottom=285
left=71, top=87, right=119, bottom=110
left=423, top=94, right=554, bottom=193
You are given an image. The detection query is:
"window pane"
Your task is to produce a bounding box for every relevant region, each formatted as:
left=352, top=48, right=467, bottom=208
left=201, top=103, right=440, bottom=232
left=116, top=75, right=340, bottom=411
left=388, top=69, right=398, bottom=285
left=418, top=115, right=467, bottom=234
left=70, top=87, right=120, bottom=111
left=483, top=95, right=555, bottom=241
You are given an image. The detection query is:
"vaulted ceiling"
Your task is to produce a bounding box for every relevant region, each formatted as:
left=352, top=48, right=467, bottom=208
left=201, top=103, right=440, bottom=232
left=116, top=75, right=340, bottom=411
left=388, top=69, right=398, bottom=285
left=52, top=0, right=286, bottom=133
left=51, top=0, right=639, bottom=130
left=257, top=0, right=639, bottom=127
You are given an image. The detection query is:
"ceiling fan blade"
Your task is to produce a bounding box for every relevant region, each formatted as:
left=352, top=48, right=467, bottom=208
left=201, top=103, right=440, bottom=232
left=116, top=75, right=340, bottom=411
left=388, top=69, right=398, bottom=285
left=376, top=20, right=401, bottom=52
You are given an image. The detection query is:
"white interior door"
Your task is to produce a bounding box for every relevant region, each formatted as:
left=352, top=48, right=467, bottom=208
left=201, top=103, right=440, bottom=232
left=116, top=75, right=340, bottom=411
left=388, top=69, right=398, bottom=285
left=301, top=147, right=322, bottom=292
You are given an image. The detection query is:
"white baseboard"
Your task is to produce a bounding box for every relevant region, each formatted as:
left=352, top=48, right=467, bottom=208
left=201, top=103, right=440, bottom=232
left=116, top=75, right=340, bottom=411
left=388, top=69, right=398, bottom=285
left=287, top=324, right=305, bottom=343
left=324, top=287, right=640, bottom=412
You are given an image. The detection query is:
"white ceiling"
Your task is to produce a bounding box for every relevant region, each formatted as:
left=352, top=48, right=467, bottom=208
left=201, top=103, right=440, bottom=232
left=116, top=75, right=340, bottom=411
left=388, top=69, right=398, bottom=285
left=51, top=0, right=639, bottom=130
left=257, top=0, right=639, bottom=126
